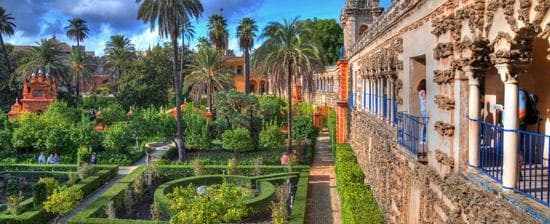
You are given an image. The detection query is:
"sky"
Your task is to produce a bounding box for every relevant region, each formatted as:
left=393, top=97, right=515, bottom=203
left=1, top=0, right=392, bottom=56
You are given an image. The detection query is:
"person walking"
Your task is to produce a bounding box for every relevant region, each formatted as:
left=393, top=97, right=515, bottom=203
left=53, top=153, right=60, bottom=164
left=90, top=152, right=98, bottom=164
left=47, top=154, right=55, bottom=164
left=417, top=79, right=427, bottom=145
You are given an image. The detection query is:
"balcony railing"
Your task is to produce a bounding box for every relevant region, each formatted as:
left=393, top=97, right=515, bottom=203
left=397, top=112, right=428, bottom=157
left=517, top=130, right=549, bottom=206
left=474, top=118, right=550, bottom=206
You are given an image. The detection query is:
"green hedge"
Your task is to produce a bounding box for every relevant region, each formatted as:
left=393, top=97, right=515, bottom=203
left=334, top=144, right=384, bottom=224
left=69, top=165, right=310, bottom=224
left=0, top=165, right=118, bottom=224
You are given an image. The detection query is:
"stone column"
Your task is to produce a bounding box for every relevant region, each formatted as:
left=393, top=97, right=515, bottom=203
left=336, top=60, right=349, bottom=144
left=379, top=78, right=384, bottom=118
left=465, top=66, right=481, bottom=167
left=496, top=63, right=519, bottom=191
left=386, top=77, right=392, bottom=122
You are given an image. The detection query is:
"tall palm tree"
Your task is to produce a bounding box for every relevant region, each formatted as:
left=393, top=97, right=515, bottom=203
left=179, top=19, right=195, bottom=88
left=207, top=14, right=228, bottom=52
left=17, top=39, right=70, bottom=84
left=196, top=36, right=210, bottom=49
left=237, top=17, right=258, bottom=94
left=0, top=6, right=15, bottom=77
left=185, top=46, right=233, bottom=110
left=252, top=18, right=324, bottom=152
left=70, top=48, right=94, bottom=99
left=65, top=18, right=89, bottom=48
left=137, top=0, right=203, bottom=161
left=104, top=34, right=135, bottom=94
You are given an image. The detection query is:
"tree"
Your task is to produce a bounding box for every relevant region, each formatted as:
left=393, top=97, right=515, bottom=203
left=16, top=39, right=70, bottom=84
left=137, top=0, right=203, bottom=161
left=208, top=14, right=228, bottom=52
left=70, top=48, right=94, bottom=100
left=104, top=34, right=135, bottom=94
left=185, top=46, right=233, bottom=111
left=302, top=18, right=343, bottom=65
left=65, top=18, right=89, bottom=48
left=196, top=36, right=210, bottom=49
left=0, top=6, right=15, bottom=77
left=237, top=17, right=258, bottom=94
left=117, top=45, right=172, bottom=108
left=252, top=18, right=324, bottom=152
left=43, top=187, right=83, bottom=224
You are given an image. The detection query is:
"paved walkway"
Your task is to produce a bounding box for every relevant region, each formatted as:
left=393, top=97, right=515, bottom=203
left=305, top=131, right=341, bottom=224
left=53, top=143, right=171, bottom=224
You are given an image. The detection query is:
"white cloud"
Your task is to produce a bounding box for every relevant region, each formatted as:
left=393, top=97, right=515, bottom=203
left=129, top=29, right=164, bottom=52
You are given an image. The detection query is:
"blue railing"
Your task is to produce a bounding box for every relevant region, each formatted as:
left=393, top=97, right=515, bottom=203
left=517, top=130, right=550, bottom=206
left=397, top=112, right=428, bottom=157
left=393, top=100, right=398, bottom=125
left=473, top=118, right=550, bottom=206
left=383, top=96, right=388, bottom=119
left=363, top=92, right=367, bottom=110
left=477, top=120, right=505, bottom=183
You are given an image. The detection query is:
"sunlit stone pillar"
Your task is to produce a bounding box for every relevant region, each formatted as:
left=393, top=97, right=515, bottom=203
left=465, top=66, right=481, bottom=167
left=377, top=77, right=383, bottom=117
left=497, top=63, right=519, bottom=191
left=386, top=76, right=392, bottom=122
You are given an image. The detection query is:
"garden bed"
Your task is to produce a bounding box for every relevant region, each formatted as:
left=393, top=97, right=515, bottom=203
left=0, top=164, right=118, bottom=224
left=69, top=165, right=309, bottom=224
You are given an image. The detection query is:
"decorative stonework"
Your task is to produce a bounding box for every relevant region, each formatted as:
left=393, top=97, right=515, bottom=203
left=8, top=71, right=58, bottom=118
left=434, top=121, right=455, bottom=137
left=435, top=149, right=455, bottom=169
left=485, top=0, right=518, bottom=33
left=433, top=69, right=454, bottom=85
left=434, top=43, right=454, bottom=60
left=431, top=14, right=462, bottom=40
left=434, top=95, right=455, bottom=110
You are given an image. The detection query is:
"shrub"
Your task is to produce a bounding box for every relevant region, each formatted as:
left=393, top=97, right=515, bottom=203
left=132, top=174, right=144, bottom=198
left=227, top=158, right=239, bottom=175
left=7, top=191, right=24, bottom=215
left=191, top=159, right=205, bottom=176
left=43, top=187, right=84, bottom=223
left=78, top=163, right=95, bottom=180
left=334, top=144, right=384, bottom=224
left=182, top=105, right=211, bottom=150
left=271, top=183, right=290, bottom=224
left=123, top=187, right=134, bottom=214
left=105, top=200, right=117, bottom=219
left=102, top=122, right=133, bottom=153
left=150, top=202, right=161, bottom=221
left=259, top=124, right=286, bottom=150
left=292, top=116, right=318, bottom=143
left=33, top=182, right=49, bottom=207
left=68, top=172, right=78, bottom=186
left=259, top=96, right=286, bottom=123
left=168, top=181, right=253, bottom=224
left=38, top=177, right=59, bottom=195
left=222, top=128, right=254, bottom=152
left=98, top=104, right=126, bottom=125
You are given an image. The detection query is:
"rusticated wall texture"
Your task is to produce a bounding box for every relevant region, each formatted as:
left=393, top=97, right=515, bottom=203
left=349, top=111, right=537, bottom=224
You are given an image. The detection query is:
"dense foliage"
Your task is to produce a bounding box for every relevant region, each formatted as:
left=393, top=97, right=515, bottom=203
left=182, top=104, right=211, bottom=150
left=222, top=127, right=254, bottom=152
left=259, top=124, right=285, bottom=150
left=302, top=18, right=344, bottom=65
left=292, top=116, right=318, bottom=143
left=168, top=182, right=253, bottom=224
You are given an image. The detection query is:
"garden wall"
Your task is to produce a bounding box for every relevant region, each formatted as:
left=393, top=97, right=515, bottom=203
left=348, top=111, right=537, bottom=223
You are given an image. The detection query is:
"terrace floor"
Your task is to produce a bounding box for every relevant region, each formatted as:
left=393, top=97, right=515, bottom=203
left=306, top=132, right=341, bottom=224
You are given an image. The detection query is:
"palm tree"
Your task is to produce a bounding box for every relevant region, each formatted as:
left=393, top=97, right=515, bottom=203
left=104, top=34, right=135, bottom=94
left=65, top=18, right=89, bottom=48
left=237, top=17, right=258, bottom=94
left=185, top=46, right=233, bottom=110
left=207, top=14, right=228, bottom=52
left=196, top=36, right=210, bottom=49
left=252, top=18, right=324, bottom=152
left=0, top=6, right=15, bottom=77
left=70, top=48, right=94, bottom=99
left=17, top=39, right=70, bottom=84
left=137, top=0, right=203, bottom=161
left=179, top=19, right=195, bottom=88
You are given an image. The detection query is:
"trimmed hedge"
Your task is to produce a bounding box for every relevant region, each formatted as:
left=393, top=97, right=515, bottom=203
left=154, top=175, right=277, bottom=216
left=334, top=144, right=384, bottom=224
left=69, top=165, right=310, bottom=224
left=0, top=165, right=118, bottom=224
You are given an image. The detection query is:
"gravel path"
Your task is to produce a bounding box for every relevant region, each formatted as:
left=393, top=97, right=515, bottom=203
left=306, top=132, right=341, bottom=224
left=52, top=143, right=171, bottom=224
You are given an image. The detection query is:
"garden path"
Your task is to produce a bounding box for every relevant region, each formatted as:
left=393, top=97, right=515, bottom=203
left=53, top=143, right=172, bottom=224
left=305, top=131, right=341, bottom=224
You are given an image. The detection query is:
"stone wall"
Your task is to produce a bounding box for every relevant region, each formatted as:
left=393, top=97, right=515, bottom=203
left=349, top=111, right=537, bottom=223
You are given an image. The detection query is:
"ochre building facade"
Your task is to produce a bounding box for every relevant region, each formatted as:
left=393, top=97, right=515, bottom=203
left=309, top=0, right=550, bottom=223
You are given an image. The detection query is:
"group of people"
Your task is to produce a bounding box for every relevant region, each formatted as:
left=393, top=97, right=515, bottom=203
left=37, top=152, right=99, bottom=164
left=37, top=152, right=60, bottom=164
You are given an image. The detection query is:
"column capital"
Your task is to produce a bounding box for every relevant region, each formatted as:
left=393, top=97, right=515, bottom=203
left=495, top=63, right=519, bottom=84
left=463, top=66, right=484, bottom=85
